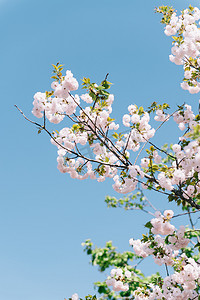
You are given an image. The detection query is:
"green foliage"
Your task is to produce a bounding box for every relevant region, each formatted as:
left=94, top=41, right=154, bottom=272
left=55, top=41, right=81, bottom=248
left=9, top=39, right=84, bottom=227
left=82, top=239, right=161, bottom=299
left=67, top=295, right=97, bottom=300
left=185, top=229, right=200, bottom=252
left=186, top=124, right=200, bottom=140
left=112, top=132, right=124, bottom=141
left=45, top=90, right=54, bottom=98
left=51, top=62, right=64, bottom=82
left=93, top=282, right=117, bottom=299
left=155, top=5, right=175, bottom=24
left=150, top=272, right=163, bottom=288
left=72, top=123, right=85, bottom=133
left=82, top=76, right=112, bottom=111
left=144, top=221, right=153, bottom=230
left=138, top=106, right=144, bottom=115
left=38, top=128, right=43, bottom=134
left=147, top=101, right=170, bottom=114
left=82, top=239, right=136, bottom=272
left=105, top=191, right=147, bottom=211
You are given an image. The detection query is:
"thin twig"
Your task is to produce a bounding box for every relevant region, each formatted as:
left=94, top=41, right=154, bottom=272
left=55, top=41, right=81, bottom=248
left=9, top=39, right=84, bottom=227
left=126, top=207, right=155, bottom=216
left=43, top=110, right=46, bottom=128
left=145, top=197, right=158, bottom=212
left=123, top=129, right=132, bottom=154
left=178, top=127, right=190, bottom=145
left=173, top=210, right=200, bottom=218
left=104, top=73, right=109, bottom=81
left=15, top=105, right=127, bottom=170
left=137, top=128, right=177, bottom=162
left=133, top=258, right=144, bottom=269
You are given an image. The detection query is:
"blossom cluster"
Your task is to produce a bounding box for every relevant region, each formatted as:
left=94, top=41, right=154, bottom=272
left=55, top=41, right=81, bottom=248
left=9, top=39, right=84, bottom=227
left=105, top=210, right=200, bottom=299
left=106, top=268, right=130, bottom=292
left=133, top=285, right=163, bottom=300
left=32, top=71, right=79, bottom=123
left=129, top=210, right=190, bottom=266
left=154, top=109, right=169, bottom=122
left=143, top=104, right=200, bottom=200
left=162, top=6, right=200, bottom=93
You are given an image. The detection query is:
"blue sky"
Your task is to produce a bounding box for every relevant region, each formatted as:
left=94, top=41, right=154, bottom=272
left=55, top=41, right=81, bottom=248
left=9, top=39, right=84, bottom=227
left=1, top=0, right=200, bottom=299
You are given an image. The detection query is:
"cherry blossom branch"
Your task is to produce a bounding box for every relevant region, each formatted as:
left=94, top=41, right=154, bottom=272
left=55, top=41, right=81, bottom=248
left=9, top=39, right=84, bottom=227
left=15, top=105, right=186, bottom=201
left=15, top=105, right=127, bottom=170
left=68, top=93, right=129, bottom=167
left=68, top=92, right=133, bottom=167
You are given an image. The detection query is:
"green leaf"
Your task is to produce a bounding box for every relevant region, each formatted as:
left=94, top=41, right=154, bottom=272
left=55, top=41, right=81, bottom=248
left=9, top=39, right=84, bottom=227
left=144, top=221, right=153, bottom=229
left=112, top=132, right=119, bottom=139
left=194, top=242, right=200, bottom=248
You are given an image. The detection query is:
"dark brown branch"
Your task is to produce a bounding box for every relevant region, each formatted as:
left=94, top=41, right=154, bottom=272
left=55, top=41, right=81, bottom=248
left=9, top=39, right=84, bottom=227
left=15, top=105, right=79, bottom=156
left=104, top=73, right=109, bottom=81
left=123, top=129, right=132, bottom=154
left=172, top=188, right=200, bottom=210
left=184, top=56, right=199, bottom=71
left=43, top=110, right=46, bottom=128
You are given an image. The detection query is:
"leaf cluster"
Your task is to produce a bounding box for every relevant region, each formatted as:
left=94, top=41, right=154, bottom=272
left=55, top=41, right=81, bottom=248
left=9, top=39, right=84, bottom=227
left=105, top=191, right=147, bottom=211
left=51, top=62, right=64, bottom=82
left=82, top=76, right=112, bottom=110
left=155, top=5, right=175, bottom=25
left=147, top=101, right=170, bottom=114
left=81, top=239, right=136, bottom=272
left=67, top=295, right=97, bottom=300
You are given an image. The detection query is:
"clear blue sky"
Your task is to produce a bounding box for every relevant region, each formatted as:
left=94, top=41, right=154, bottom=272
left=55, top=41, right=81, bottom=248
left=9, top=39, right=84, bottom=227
left=1, top=0, right=200, bottom=299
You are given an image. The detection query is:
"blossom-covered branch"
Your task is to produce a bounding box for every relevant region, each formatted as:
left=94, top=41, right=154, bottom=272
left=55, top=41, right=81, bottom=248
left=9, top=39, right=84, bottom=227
left=15, top=4, right=200, bottom=300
